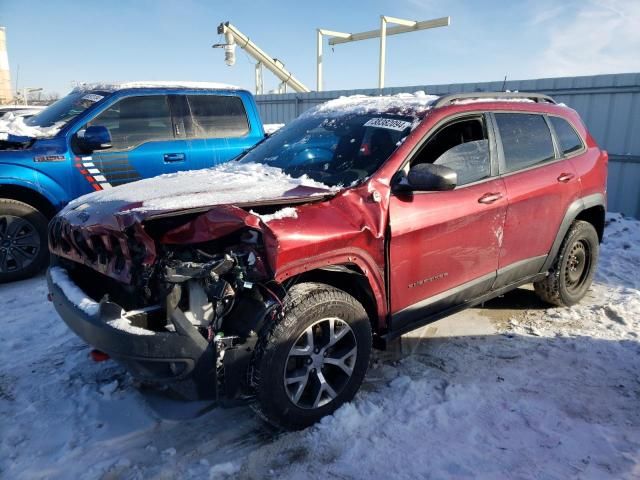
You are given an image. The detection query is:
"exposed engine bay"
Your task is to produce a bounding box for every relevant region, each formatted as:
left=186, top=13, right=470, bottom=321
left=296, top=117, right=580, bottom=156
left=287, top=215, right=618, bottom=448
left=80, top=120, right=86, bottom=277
left=53, top=219, right=285, bottom=400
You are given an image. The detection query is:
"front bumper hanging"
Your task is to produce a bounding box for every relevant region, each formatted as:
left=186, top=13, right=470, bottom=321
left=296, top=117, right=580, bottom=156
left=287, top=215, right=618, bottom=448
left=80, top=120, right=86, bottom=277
left=46, top=267, right=217, bottom=400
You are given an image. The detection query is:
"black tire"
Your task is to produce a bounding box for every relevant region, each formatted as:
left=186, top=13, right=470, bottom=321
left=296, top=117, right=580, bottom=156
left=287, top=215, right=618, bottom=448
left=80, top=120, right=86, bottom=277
left=0, top=199, right=50, bottom=283
left=534, top=220, right=599, bottom=307
left=251, top=282, right=372, bottom=430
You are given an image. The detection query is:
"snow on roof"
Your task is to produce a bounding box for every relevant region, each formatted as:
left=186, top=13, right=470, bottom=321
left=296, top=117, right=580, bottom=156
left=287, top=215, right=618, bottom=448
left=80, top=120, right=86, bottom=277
left=0, top=112, right=62, bottom=139
left=305, top=91, right=440, bottom=118
left=65, top=162, right=337, bottom=214
left=450, top=97, right=535, bottom=105
left=74, top=81, right=244, bottom=92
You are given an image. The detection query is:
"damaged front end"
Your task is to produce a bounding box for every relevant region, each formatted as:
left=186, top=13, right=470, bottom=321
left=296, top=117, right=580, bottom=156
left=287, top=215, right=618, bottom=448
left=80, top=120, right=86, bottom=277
left=48, top=204, right=285, bottom=402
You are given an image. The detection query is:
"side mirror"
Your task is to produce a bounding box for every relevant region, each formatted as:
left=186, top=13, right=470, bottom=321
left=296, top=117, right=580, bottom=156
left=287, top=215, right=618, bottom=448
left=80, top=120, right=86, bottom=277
left=399, top=163, right=457, bottom=192
left=76, top=125, right=112, bottom=152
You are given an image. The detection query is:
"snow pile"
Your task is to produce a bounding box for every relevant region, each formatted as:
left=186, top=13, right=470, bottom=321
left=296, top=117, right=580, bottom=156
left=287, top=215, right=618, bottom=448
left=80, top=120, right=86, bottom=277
left=107, top=315, right=155, bottom=336
left=66, top=162, right=336, bottom=214
left=49, top=266, right=99, bottom=316
left=263, top=123, right=284, bottom=135
left=1, top=213, right=639, bottom=479
left=307, top=91, right=440, bottom=118
left=250, top=207, right=298, bottom=223
left=74, top=81, right=242, bottom=92
left=0, top=111, right=62, bottom=139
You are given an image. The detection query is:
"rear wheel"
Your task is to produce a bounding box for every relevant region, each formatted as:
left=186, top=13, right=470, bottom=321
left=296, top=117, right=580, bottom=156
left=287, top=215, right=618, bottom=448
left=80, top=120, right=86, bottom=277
left=0, top=199, right=49, bottom=283
left=251, top=282, right=372, bottom=430
left=534, top=220, right=599, bottom=306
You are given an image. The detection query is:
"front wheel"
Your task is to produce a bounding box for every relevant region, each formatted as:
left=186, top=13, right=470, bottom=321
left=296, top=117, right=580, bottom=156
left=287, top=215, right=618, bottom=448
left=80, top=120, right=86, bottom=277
left=251, top=282, right=372, bottom=430
left=534, top=220, right=599, bottom=306
left=0, top=199, right=50, bottom=283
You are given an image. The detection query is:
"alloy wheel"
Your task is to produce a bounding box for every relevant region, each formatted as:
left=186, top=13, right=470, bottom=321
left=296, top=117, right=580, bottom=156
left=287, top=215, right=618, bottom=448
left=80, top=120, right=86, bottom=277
left=283, top=317, right=358, bottom=409
left=0, top=215, right=40, bottom=273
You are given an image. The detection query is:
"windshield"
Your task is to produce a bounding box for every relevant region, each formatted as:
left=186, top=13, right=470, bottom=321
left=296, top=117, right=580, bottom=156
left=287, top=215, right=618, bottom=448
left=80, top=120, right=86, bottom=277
left=239, top=113, right=414, bottom=187
left=25, top=90, right=108, bottom=129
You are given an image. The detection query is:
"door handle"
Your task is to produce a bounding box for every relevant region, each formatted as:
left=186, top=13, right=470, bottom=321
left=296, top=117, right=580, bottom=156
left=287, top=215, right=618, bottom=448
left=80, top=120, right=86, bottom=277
left=557, top=172, right=575, bottom=183
left=478, top=192, right=503, bottom=204
left=164, top=153, right=186, bottom=163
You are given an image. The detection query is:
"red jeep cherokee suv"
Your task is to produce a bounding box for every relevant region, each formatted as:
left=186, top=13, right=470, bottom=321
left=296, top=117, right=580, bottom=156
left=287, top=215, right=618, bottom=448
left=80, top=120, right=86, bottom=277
left=47, top=92, right=607, bottom=429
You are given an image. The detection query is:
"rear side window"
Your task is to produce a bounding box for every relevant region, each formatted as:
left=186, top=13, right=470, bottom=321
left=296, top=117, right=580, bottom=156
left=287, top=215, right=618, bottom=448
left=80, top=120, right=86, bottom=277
left=88, top=95, right=173, bottom=150
left=495, top=113, right=555, bottom=173
left=549, top=116, right=584, bottom=155
left=186, top=95, right=249, bottom=138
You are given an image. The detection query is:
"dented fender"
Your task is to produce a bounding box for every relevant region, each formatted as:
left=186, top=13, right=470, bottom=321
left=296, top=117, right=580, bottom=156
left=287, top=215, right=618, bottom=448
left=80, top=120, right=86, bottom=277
left=159, top=181, right=392, bottom=327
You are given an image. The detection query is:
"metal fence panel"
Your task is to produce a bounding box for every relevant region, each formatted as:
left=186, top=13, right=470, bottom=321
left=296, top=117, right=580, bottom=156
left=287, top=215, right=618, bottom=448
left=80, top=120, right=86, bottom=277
left=256, top=73, right=640, bottom=217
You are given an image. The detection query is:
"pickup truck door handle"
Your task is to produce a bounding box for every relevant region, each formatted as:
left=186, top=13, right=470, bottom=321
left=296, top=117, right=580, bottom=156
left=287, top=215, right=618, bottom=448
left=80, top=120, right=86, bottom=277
left=557, top=172, right=575, bottom=183
left=163, top=153, right=186, bottom=163
left=478, top=192, right=503, bottom=204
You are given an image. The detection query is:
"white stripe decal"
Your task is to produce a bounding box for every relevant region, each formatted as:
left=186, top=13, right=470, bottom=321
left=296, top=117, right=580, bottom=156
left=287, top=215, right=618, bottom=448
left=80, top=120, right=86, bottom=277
left=81, top=156, right=92, bottom=161
left=87, top=168, right=100, bottom=174
left=100, top=183, right=113, bottom=189
left=82, top=162, right=95, bottom=167
left=93, top=175, right=107, bottom=182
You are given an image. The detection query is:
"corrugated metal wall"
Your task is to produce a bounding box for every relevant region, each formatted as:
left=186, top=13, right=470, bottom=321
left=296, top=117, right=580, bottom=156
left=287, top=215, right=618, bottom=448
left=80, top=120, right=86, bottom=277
left=256, top=73, right=640, bottom=217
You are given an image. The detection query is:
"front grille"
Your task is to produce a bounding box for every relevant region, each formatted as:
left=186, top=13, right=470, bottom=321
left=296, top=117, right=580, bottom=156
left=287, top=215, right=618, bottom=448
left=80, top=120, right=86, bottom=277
left=49, top=216, right=133, bottom=283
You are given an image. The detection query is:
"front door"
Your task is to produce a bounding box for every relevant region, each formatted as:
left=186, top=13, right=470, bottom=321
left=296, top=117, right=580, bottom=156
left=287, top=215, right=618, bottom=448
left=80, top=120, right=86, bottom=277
left=82, top=94, right=181, bottom=190
left=388, top=114, right=507, bottom=332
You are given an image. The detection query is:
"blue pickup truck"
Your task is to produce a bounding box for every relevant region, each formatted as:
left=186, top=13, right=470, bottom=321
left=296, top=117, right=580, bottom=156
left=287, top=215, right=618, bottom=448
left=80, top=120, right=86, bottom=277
left=0, top=82, right=265, bottom=282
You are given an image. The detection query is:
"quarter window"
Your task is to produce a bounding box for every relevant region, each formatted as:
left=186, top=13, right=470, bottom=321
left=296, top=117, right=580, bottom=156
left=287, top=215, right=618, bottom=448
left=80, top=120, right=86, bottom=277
left=186, top=95, right=249, bottom=138
left=550, top=116, right=584, bottom=155
left=88, top=95, right=173, bottom=151
left=495, top=113, right=555, bottom=173
left=412, top=117, right=491, bottom=186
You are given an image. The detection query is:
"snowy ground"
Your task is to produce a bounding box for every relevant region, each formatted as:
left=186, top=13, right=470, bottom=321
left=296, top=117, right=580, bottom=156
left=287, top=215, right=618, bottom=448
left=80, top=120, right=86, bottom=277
left=1, top=213, right=638, bottom=479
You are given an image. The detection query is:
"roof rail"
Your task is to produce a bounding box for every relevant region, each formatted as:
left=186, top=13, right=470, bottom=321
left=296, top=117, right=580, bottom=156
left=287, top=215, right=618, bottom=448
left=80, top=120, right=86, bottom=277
left=433, top=92, right=556, bottom=108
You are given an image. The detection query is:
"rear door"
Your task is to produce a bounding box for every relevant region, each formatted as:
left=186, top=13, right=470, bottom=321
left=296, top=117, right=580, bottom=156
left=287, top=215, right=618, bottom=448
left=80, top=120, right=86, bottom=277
left=181, top=93, right=254, bottom=170
left=85, top=94, right=182, bottom=187
left=492, top=112, right=580, bottom=288
left=388, top=114, right=507, bottom=332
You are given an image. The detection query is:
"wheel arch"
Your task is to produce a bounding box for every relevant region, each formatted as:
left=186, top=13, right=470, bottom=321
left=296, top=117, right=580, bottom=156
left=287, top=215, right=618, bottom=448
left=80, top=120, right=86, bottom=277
left=541, top=193, right=605, bottom=272
left=285, top=264, right=382, bottom=335
left=0, top=183, right=59, bottom=219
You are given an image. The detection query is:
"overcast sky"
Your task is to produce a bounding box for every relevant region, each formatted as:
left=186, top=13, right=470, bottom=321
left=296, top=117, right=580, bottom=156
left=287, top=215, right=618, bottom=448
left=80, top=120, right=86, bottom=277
left=1, top=0, right=639, bottom=96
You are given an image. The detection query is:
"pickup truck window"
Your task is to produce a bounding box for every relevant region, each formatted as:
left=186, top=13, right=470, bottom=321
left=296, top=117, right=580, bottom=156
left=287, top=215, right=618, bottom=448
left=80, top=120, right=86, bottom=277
left=185, top=95, right=249, bottom=139
left=88, top=95, right=174, bottom=151
left=238, top=113, right=411, bottom=187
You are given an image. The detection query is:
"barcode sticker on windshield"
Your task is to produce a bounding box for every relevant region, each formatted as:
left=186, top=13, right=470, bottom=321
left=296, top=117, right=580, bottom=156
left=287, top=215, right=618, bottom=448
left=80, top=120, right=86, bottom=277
left=363, top=118, right=412, bottom=131
left=82, top=94, right=104, bottom=103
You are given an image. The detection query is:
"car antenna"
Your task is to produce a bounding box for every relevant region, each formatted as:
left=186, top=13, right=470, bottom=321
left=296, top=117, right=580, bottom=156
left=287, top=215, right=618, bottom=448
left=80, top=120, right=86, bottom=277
left=501, top=74, right=508, bottom=92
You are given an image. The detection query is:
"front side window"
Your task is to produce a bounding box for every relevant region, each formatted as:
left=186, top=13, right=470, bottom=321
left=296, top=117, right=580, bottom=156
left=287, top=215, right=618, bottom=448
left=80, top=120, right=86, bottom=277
left=495, top=113, right=555, bottom=173
left=411, top=117, right=491, bottom=186
left=238, top=113, right=412, bottom=187
left=186, top=95, right=249, bottom=138
left=550, top=116, right=584, bottom=155
left=88, top=95, right=173, bottom=151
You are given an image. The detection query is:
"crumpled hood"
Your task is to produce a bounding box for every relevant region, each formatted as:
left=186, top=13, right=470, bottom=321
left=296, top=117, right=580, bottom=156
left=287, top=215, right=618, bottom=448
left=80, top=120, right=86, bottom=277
left=60, top=162, right=337, bottom=230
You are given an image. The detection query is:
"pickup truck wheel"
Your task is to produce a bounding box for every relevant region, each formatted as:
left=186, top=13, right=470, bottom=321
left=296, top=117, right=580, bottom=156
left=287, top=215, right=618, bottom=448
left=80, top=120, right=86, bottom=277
left=251, top=282, right=372, bottom=430
left=0, top=199, right=49, bottom=283
left=534, top=220, right=599, bottom=307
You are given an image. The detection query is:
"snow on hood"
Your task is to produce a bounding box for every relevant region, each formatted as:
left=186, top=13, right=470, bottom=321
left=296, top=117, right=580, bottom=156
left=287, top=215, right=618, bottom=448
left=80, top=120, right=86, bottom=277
left=0, top=112, right=62, bottom=140
left=65, top=162, right=337, bottom=215
left=73, top=80, right=243, bottom=92
left=305, top=91, right=440, bottom=118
